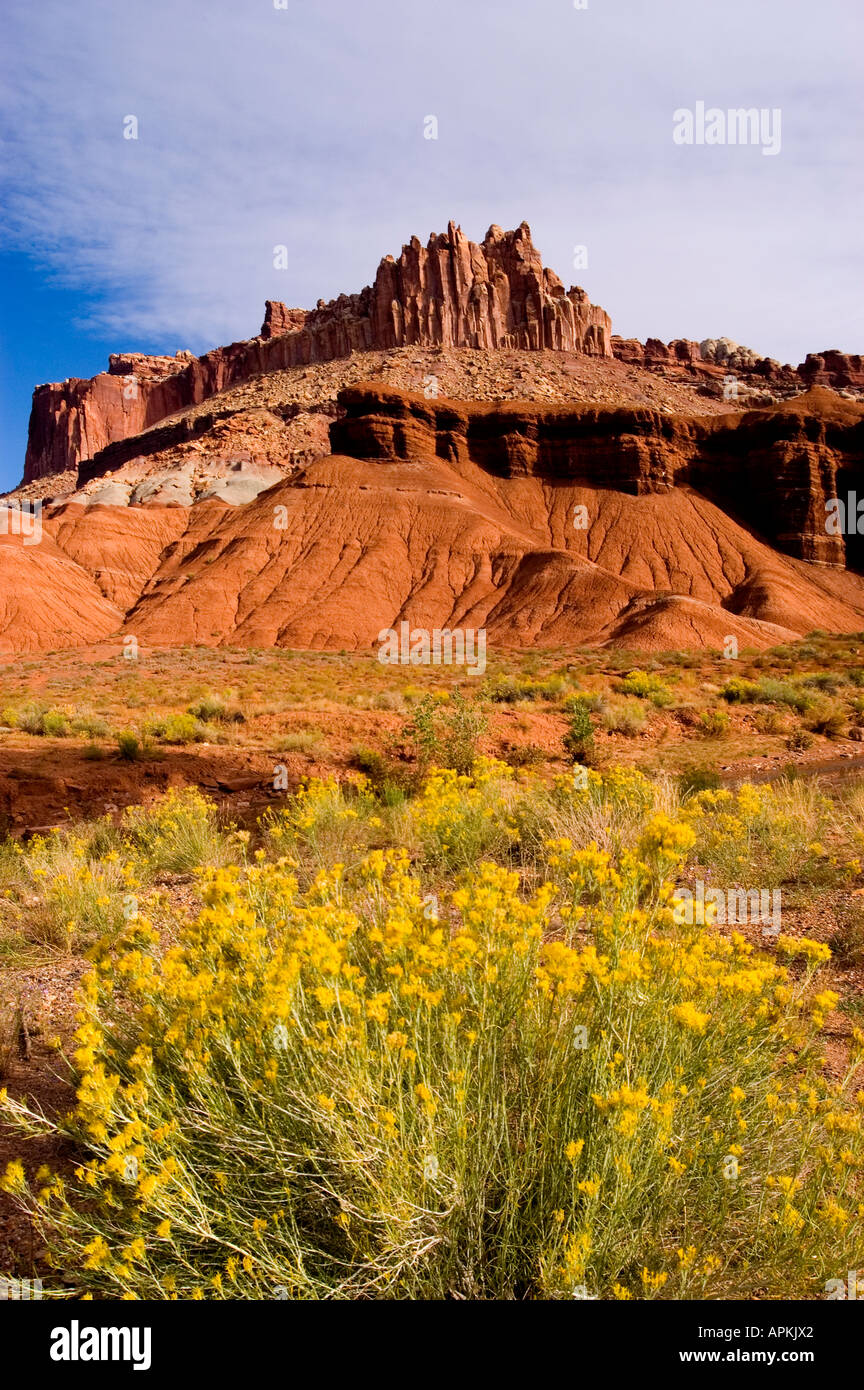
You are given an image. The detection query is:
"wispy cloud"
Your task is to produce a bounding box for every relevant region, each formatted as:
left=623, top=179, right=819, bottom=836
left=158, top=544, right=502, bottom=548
left=1, top=0, right=861, bottom=361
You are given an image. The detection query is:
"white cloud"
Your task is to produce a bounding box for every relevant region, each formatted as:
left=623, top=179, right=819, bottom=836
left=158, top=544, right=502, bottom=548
left=0, top=0, right=861, bottom=362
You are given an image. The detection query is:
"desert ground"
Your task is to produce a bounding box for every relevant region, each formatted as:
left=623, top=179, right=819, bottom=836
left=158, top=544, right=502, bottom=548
left=3, top=631, right=864, bottom=1299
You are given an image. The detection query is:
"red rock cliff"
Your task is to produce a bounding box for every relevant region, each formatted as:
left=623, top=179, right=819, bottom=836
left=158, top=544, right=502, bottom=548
left=24, top=222, right=612, bottom=483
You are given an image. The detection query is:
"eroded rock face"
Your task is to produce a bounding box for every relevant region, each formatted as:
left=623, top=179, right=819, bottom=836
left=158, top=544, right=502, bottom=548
left=611, top=335, right=862, bottom=394
left=800, top=352, right=864, bottom=389
left=24, top=222, right=612, bottom=483
left=332, top=383, right=864, bottom=567
left=23, top=352, right=199, bottom=482
left=5, top=384, right=864, bottom=658
left=260, top=303, right=308, bottom=339
left=260, top=221, right=613, bottom=358
left=332, top=384, right=692, bottom=494
left=611, top=337, right=703, bottom=369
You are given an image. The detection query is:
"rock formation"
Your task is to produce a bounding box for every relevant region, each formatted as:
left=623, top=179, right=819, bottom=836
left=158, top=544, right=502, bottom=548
left=23, top=222, right=611, bottom=484
left=3, top=383, right=864, bottom=657
left=611, top=335, right=864, bottom=394
left=799, top=351, right=864, bottom=390
left=332, top=383, right=864, bottom=568
left=259, top=221, right=612, bottom=358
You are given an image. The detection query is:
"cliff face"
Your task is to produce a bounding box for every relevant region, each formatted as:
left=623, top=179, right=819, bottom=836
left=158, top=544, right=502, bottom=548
left=24, top=221, right=612, bottom=483
left=332, top=383, right=864, bottom=568
left=23, top=217, right=861, bottom=486
left=6, top=381, right=864, bottom=659
left=24, top=358, right=189, bottom=482
left=262, top=221, right=612, bottom=357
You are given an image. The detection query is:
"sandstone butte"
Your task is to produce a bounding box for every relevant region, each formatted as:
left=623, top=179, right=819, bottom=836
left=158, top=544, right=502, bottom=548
left=2, top=221, right=863, bottom=658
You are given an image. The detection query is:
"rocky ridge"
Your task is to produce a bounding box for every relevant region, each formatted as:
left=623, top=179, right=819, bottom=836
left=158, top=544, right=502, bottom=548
left=23, top=222, right=612, bottom=485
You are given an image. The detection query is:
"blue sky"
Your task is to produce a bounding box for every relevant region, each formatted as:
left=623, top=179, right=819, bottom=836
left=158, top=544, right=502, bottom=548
left=1, top=0, right=861, bottom=490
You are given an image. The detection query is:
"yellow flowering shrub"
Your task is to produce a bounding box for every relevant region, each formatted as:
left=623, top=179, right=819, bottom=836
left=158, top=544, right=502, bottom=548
left=3, top=788, right=862, bottom=1301
left=411, top=758, right=520, bottom=869
left=0, top=827, right=140, bottom=949
left=121, top=787, right=234, bottom=877
left=262, top=775, right=379, bottom=874
left=683, top=780, right=830, bottom=887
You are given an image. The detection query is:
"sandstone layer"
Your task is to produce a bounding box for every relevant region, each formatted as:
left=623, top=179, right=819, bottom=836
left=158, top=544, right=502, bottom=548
left=333, top=383, right=864, bottom=567
left=1, top=384, right=862, bottom=658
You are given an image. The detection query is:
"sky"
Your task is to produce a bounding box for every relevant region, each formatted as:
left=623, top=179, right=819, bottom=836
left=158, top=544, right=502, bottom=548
left=0, top=0, right=862, bottom=490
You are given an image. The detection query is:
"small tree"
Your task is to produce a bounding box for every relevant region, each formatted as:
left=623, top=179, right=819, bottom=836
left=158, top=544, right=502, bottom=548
left=563, top=696, right=595, bottom=763
left=407, top=690, right=488, bottom=775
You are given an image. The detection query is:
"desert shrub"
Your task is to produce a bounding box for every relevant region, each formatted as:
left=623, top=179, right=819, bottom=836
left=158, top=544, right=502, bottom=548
left=697, top=708, right=729, bottom=738
left=801, top=673, right=842, bottom=695
left=563, top=697, right=595, bottom=762
left=599, top=700, right=647, bottom=736
left=410, top=758, right=519, bottom=871
left=72, top=713, right=110, bottom=740
left=517, top=765, right=676, bottom=874
left=116, top=731, right=143, bottom=761
left=8, top=703, right=71, bottom=736
left=720, top=678, right=760, bottom=704
left=122, top=788, right=231, bottom=877
left=405, top=691, right=488, bottom=776
left=752, top=708, right=786, bottom=735
left=41, top=710, right=71, bottom=737
left=487, top=673, right=573, bottom=705
left=369, top=690, right=405, bottom=712
left=683, top=778, right=829, bottom=888
left=721, top=678, right=812, bottom=713
left=186, top=694, right=244, bottom=724
left=13, top=704, right=44, bottom=734
left=502, top=743, right=546, bottom=769
left=756, top=679, right=813, bottom=712
left=0, top=826, right=137, bottom=950
left=786, top=729, right=815, bottom=752
left=662, top=650, right=700, bottom=668
left=147, top=713, right=209, bottom=745
left=276, top=730, right=325, bottom=754
left=617, top=669, right=672, bottom=707
left=804, top=701, right=846, bottom=739
left=486, top=674, right=527, bottom=704
left=4, top=819, right=860, bottom=1301
left=262, top=776, right=379, bottom=877
left=350, top=747, right=409, bottom=803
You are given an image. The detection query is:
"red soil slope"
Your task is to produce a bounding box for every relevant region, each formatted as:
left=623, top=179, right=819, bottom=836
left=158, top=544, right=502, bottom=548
left=2, top=384, right=862, bottom=657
